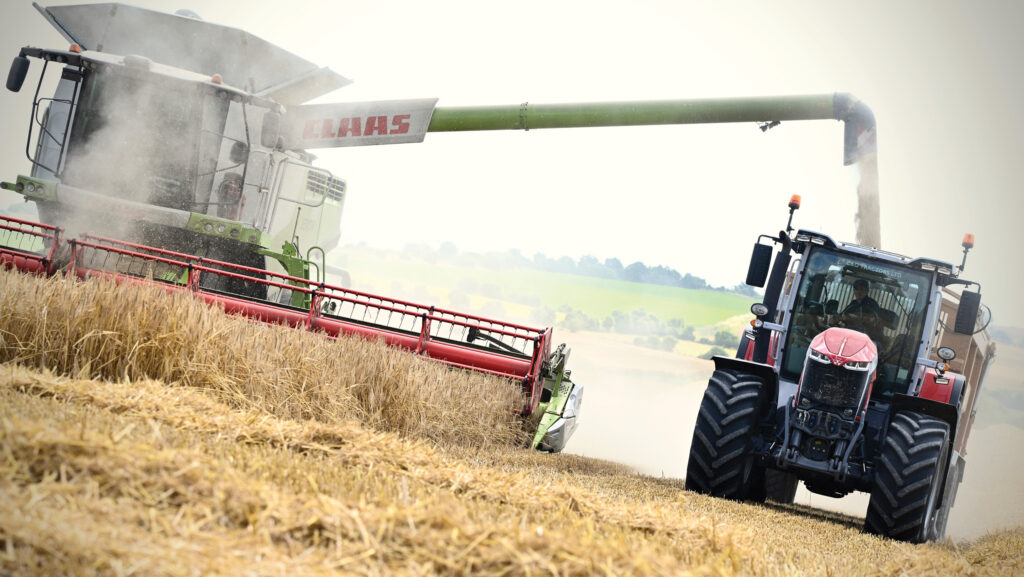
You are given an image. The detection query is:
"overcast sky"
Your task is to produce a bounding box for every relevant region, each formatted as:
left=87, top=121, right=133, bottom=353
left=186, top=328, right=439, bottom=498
left=2, top=1, right=1023, bottom=325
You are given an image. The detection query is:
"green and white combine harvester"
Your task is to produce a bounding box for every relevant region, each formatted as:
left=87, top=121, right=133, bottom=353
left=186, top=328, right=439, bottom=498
left=2, top=4, right=898, bottom=457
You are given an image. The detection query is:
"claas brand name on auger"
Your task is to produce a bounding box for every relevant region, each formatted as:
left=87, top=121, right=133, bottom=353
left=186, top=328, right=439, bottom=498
left=277, top=99, right=438, bottom=149
left=302, top=115, right=413, bottom=138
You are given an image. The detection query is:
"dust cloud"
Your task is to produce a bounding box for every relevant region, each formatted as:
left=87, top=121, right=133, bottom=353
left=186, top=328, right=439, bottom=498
left=854, top=152, right=882, bottom=248
left=563, top=332, right=708, bottom=476
left=56, top=67, right=202, bottom=243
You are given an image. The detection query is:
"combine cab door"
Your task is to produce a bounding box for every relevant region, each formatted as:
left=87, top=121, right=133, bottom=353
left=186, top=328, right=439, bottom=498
left=31, top=73, right=80, bottom=180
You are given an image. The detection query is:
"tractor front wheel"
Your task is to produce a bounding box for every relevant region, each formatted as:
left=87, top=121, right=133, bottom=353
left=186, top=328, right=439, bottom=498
left=685, top=369, right=768, bottom=502
left=865, top=411, right=951, bottom=543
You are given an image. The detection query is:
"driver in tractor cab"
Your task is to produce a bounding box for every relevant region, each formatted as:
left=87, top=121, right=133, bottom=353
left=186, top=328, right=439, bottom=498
left=843, top=279, right=881, bottom=318
left=840, top=279, right=889, bottom=350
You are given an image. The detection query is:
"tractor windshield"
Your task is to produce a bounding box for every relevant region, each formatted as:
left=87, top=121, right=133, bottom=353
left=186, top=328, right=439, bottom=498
left=781, top=247, right=933, bottom=399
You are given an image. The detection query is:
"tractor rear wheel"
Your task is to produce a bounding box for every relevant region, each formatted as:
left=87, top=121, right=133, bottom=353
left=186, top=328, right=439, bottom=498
left=685, top=369, right=767, bottom=502
left=865, top=411, right=950, bottom=543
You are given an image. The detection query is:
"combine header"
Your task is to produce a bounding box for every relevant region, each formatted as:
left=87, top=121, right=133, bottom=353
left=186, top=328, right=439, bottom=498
left=0, top=212, right=579, bottom=450
left=2, top=3, right=884, bottom=453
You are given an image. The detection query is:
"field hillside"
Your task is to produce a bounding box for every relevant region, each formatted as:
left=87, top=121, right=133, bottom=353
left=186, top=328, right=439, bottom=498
left=334, top=246, right=755, bottom=328
left=1, top=269, right=1023, bottom=576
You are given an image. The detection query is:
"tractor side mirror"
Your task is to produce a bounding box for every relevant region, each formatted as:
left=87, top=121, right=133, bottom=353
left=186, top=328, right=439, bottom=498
left=6, top=55, right=29, bottom=93
left=746, top=243, right=772, bottom=287
left=260, top=111, right=281, bottom=149
left=953, top=290, right=981, bottom=334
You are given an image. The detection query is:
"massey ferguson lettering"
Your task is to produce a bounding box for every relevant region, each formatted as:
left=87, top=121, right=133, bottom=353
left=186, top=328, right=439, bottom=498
left=302, top=114, right=412, bottom=139
left=285, top=99, right=439, bottom=149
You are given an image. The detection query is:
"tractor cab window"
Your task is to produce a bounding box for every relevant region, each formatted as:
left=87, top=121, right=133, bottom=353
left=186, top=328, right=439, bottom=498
left=782, top=247, right=932, bottom=399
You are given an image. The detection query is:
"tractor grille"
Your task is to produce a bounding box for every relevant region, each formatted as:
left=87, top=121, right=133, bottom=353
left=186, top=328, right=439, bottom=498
left=800, top=361, right=869, bottom=409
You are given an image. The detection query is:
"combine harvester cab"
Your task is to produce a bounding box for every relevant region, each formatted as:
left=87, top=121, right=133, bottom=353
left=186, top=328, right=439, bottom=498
left=0, top=3, right=581, bottom=452
left=685, top=197, right=995, bottom=543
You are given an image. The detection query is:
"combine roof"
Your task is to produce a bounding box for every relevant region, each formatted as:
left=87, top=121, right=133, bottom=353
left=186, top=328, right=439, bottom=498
left=34, top=2, right=351, bottom=105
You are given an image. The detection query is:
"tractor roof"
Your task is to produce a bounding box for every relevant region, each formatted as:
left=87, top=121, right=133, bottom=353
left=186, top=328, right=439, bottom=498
left=795, top=230, right=956, bottom=276
left=34, top=2, right=351, bottom=105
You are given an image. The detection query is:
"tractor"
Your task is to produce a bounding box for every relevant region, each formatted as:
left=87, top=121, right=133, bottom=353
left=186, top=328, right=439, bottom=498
left=685, top=196, right=995, bottom=543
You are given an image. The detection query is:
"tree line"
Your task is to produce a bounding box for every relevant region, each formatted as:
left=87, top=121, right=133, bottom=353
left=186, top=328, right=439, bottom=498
left=406, top=242, right=759, bottom=297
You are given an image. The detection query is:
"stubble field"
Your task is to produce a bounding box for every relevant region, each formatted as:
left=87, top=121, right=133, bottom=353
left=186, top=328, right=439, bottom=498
left=0, top=268, right=1021, bottom=576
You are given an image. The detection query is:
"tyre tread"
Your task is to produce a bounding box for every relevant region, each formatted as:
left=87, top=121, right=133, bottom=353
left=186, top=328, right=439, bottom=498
left=865, top=411, right=950, bottom=543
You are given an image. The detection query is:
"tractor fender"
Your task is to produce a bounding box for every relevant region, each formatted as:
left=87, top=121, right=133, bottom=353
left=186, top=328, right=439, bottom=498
left=711, top=356, right=779, bottom=409
left=890, top=393, right=958, bottom=433
left=919, top=369, right=966, bottom=407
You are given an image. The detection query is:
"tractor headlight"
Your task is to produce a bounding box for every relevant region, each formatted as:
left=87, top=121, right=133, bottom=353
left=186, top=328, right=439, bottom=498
left=843, top=360, right=871, bottom=371
left=809, top=349, right=831, bottom=363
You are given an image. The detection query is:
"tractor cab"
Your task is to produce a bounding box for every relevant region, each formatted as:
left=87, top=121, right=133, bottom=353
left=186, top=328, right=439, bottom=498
left=780, top=238, right=935, bottom=402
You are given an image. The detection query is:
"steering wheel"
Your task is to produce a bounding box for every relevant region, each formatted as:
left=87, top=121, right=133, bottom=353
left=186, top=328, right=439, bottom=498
left=839, top=307, right=882, bottom=335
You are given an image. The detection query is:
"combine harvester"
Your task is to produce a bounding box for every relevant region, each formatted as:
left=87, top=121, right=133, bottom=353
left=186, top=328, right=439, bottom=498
left=2, top=3, right=883, bottom=453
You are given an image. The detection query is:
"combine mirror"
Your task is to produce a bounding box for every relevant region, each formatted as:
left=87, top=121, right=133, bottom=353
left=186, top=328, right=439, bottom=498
left=6, top=54, right=29, bottom=92
left=230, top=141, right=249, bottom=163
left=260, top=111, right=281, bottom=149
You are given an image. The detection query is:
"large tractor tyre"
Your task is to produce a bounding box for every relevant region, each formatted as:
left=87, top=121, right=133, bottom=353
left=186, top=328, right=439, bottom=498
left=764, top=469, right=799, bottom=504
left=865, top=411, right=951, bottom=543
left=686, top=369, right=768, bottom=502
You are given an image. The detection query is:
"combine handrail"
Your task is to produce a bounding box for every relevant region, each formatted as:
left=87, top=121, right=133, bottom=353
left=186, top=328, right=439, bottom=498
left=0, top=215, right=62, bottom=275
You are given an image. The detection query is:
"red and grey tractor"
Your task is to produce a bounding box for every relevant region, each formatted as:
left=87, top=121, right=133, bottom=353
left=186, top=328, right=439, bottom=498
left=686, top=197, right=995, bottom=543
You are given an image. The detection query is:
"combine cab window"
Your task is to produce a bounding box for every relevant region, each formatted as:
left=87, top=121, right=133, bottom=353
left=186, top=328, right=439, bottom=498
left=62, top=64, right=228, bottom=212
left=781, top=247, right=932, bottom=398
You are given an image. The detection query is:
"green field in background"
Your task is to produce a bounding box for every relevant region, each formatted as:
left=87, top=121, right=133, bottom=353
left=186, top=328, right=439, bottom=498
left=333, top=248, right=755, bottom=328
